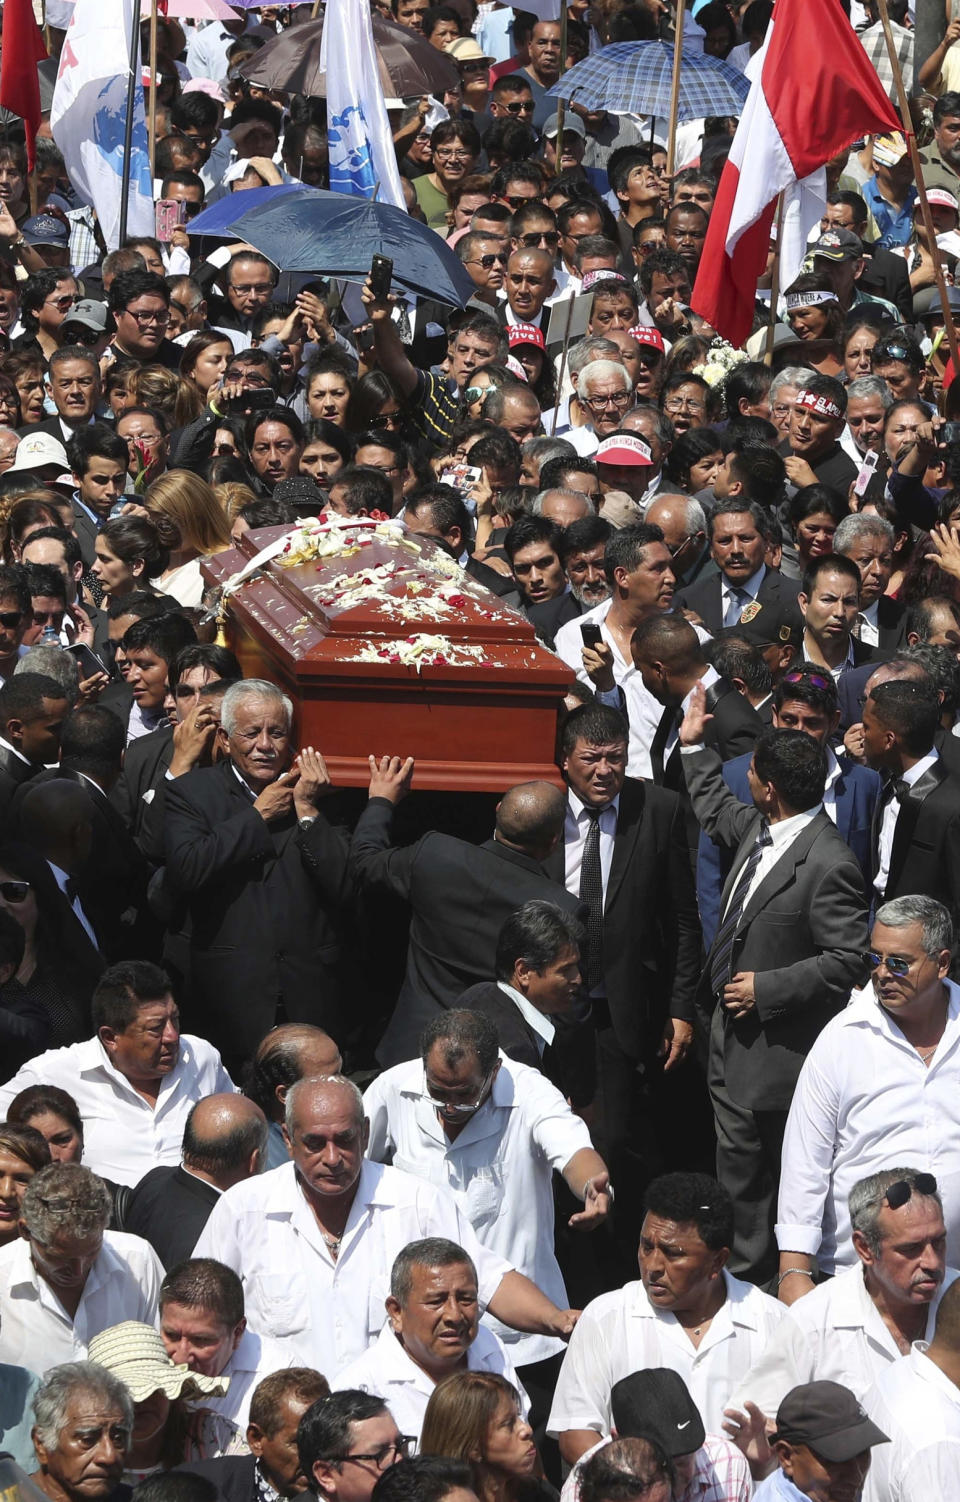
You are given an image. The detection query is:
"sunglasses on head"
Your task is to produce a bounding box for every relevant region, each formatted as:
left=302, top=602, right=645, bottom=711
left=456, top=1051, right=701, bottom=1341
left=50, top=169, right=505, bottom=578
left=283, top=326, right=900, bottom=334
left=782, top=669, right=831, bottom=691
left=0, top=880, right=30, bottom=903
left=884, top=1172, right=937, bottom=1210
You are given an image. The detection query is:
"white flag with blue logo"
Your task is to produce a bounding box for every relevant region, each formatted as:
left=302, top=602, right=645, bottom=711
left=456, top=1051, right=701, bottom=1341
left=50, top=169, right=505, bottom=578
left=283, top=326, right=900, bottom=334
left=50, top=0, right=154, bottom=251
left=321, top=0, right=406, bottom=210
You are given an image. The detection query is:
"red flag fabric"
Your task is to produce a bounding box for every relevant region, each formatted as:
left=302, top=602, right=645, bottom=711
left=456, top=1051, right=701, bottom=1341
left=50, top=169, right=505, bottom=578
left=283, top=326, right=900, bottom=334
left=691, top=0, right=901, bottom=347
left=0, top=0, right=48, bottom=172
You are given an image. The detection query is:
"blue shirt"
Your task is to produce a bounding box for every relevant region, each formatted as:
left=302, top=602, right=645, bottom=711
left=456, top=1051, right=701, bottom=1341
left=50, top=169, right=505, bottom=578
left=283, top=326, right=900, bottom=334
left=861, top=176, right=917, bottom=248
left=754, top=1470, right=813, bottom=1501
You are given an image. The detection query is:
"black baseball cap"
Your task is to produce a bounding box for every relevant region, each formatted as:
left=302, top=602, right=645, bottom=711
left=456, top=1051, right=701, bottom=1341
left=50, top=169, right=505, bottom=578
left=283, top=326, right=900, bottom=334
left=610, top=1371, right=705, bottom=1458
left=719, top=597, right=803, bottom=650
left=772, top=1382, right=888, bottom=1463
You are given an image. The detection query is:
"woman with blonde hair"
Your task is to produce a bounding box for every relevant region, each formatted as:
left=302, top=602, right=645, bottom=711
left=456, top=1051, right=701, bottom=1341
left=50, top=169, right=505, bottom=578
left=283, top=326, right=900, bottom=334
left=420, top=1373, right=551, bottom=1502
left=138, top=470, right=233, bottom=607
left=128, top=364, right=203, bottom=428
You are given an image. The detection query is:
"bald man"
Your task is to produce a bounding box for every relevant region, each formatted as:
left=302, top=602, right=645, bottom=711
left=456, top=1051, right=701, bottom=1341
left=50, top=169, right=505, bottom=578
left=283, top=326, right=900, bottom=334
left=644, top=495, right=711, bottom=588
left=350, top=758, right=585, bottom=1065
left=504, top=249, right=557, bottom=329
left=535, top=489, right=594, bottom=529
left=245, top=1023, right=343, bottom=1169
left=123, top=1093, right=268, bottom=1268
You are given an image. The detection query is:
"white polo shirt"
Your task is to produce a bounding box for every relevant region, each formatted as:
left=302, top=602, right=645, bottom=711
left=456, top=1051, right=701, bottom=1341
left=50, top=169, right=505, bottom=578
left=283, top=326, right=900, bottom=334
left=364, top=1055, right=591, bottom=1365
left=0, top=1036, right=236, bottom=1188
left=0, top=1231, right=163, bottom=1372
left=193, top=1160, right=512, bottom=1371
left=547, top=1273, right=784, bottom=1438
left=332, top=1320, right=527, bottom=1444
left=730, top=1262, right=960, bottom=1418
left=863, top=1344, right=960, bottom=1501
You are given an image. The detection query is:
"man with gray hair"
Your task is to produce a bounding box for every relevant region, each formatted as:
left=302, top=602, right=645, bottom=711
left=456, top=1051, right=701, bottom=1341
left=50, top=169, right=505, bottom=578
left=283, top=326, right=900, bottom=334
left=777, top=896, right=960, bottom=1295
left=164, top=679, right=356, bottom=1068
left=531, top=489, right=594, bottom=528
left=332, top=1237, right=526, bottom=1443
left=768, top=368, right=818, bottom=436
left=29, top=1361, right=132, bottom=1502
left=644, top=495, right=710, bottom=588
left=572, top=362, right=634, bottom=456
left=843, top=374, right=893, bottom=459
left=730, top=1166, right=956, bottom=1424
left=0, top=1162, right=163, bottom=1371
left=195, top=1075, right=580, bottom=1371
left=833, top=511, right=906, bottom=650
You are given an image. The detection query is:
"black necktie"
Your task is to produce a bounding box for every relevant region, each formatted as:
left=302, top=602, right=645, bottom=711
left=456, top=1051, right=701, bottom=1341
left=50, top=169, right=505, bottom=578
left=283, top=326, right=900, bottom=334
left=64, top=877, right=78, bottom=903
left=709, top=822, right=772, bottom=998
left=579, top=809, right=604, bottom=991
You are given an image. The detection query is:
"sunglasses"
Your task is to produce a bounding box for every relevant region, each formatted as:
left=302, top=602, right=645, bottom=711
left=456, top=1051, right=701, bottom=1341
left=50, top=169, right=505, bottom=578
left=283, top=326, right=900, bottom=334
left=518, top=231, right=560, bottom=248
left=0, top=880, right=30, bottom=903
left=61, top=326, right=101, bottom=346
left=367, top=413, right=399, bottom=429
left=503, top=99, right=536, bottom=115
left=862, top=949, right=914, bottom=977
left=884, top=1172, right=937, bottom=1210
left=782, top=669, right=832, bottom=691
left=503, top=194, right=537, bottom=209
left=469, top=252, right=508, bottom=269
left=0, top=610, right=22, bottom=628
left=877, top=344, right=912, bottom=362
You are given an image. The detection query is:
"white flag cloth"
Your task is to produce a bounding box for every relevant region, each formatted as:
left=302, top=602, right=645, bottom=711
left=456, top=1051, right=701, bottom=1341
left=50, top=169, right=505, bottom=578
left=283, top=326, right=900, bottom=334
left=50, top=0, right=154, bottom=251
left=320, top=0, right=405, bottom=209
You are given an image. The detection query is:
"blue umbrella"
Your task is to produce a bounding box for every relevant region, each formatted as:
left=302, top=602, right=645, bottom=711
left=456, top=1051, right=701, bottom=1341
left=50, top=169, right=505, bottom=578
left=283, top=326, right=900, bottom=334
left=223, top=188, right=476, bottom=308
left=186, top=184, right=314, bottom=239
left=546, top=40, right=749, bottom=119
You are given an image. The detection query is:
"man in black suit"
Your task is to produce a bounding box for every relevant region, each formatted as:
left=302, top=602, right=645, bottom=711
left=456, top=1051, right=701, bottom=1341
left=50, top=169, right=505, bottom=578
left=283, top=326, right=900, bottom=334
left=834, top=512, right=906, bottom=651
left=503, top=515, right=571, bottom=618
left=402, top=487, right=521, bottom=607
left=65, top=425, right=130, bottom=568
left=101, top=611, right=197, bottom=746
left=178, top=1369, right=332, bottom=1502
left=799, top=553, right=875, bottom=681
left=350, top=759, right=582, bottom=1067
left=124, top=1093, right=268, bottom=1267
left=680, top=693, right=870, bottom=1283
left=544, top=701, right=702, bottom=1259
left=862, top=678, right=960, bottom=928
left=676, top=499, right=801, bottom=636
left=0, top=672, right=69, bottom=820
left=0, top=564, right=30, bottom=688
left=633, top=614, right=761, bottom=791
left=455, top=900, right=592, bottom=1103
left=164, top=679, right=356, bottom=1069
left=29, top=348, right=104, bottom=446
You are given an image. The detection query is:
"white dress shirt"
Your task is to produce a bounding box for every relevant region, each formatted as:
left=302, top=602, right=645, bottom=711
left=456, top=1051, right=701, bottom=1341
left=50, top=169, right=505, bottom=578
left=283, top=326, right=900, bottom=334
left=47, top=859, right=98, bottom=949
left=0, top=1230, right=163, bottom=1371
left=563, top=790, right=618, bottom=909
left=191, top=1328, right=291, bottom=1457
left=333, top=1320, right=527, bottom=1443
left=874, top=750, right=939, bottom=896
left=364, top=1056, right=591, bottom=1366
left=554, top=599, right=663, bottom=778
left=725, top=804, right=823, bottom=918
left=0, top=733, right=29, bottom=767
left=0, top=1036, right=236, bottom=1187
left=821, top=746, right=842, bottom=824
left=863, top=1344, right=960, bottom=1502
left=546, top=1272, right=784, bottom=1438
left=496, top=982, right=555, bottom=1054
left=730, top=1262, right=960, bottom=1418
left=857, top=599, right=880, bottom=647
left=193, top=1160, right=512, bottom=1371
left=777, top=979, right=960, bottom=1274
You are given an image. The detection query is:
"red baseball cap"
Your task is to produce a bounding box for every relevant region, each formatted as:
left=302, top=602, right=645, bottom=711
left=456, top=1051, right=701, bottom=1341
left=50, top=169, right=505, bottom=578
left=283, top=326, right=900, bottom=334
left=628, top=326, right=666, bottom=355
left=507, top=323, right=546, bottom=351
left=596, top=434, right=653, bottom=467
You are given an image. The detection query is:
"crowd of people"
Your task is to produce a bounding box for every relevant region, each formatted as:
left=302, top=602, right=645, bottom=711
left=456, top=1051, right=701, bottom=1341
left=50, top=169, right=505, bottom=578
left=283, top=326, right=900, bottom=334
left=1, top=0, right=960, bottom=1500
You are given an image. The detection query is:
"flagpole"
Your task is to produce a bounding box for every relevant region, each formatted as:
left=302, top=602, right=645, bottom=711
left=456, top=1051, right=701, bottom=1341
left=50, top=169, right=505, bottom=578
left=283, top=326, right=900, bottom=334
left=148, top=0, right=159, bottom=178
left=764, top=193, right=784, bottom=366
left=554, top=1, right=569, bottom=175
left=118, top=0, right=141, bottom=247
left=665, top=0, right=685, bottom=177
left=875, top=0, right=960, bottom=377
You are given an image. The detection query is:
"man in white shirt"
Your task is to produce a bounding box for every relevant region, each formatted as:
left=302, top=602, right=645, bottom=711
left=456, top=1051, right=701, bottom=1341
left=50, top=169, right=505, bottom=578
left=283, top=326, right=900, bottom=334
left=777, top=895, right=960, bottom=1284
left=0, top=1162, right=163, bottom=1371
left=194, top=1075, right=579, bottom=1372
left=159, top=1257, right=291, bottom=1456
left=547, top=1172, right=783, bottom=1456
left=863, top=1276, right=960, bottom=1502
left=731, top=1167, right=956, bottom=1421
left=833, top=513, right=906, bottom=652
left=333, top=1238, right=526, bottom=1444
left=0, top=960, right=235, bottom=1187
left=363, top=1011, right=610, bottom=1375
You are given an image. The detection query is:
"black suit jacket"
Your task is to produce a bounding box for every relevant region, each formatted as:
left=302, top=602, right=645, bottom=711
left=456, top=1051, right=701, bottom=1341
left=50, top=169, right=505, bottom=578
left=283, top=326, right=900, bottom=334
left=527, top=592, right=583, bottom=649
left=123, top=1165, right=220, bottom=1269
left=0, top=743, right=38, bottom=822
left=685, top=747, right=869, bottom=1111
left=454, top=979, right=595, bottom=1105
left=110, top=725, right=174, bottom=857
left=464, top=554, right=522, bottom=608
left=175, top=1456, right=255, bottom=1502
left=544, top=777, right=702, bottom=1059
left=99, top=680, right=134, bottom=732
left=650, top=677, right=761, bottom=791
left=163, top=759, right=356, bottom=1061
left=875, top=594, right=907, bottom=652
left=859, top=243, right=913, bottom=322
left=71, top=500, right=101, bottom=568
left=676, top=566, right=801, bottom=637
left=876, top=759, right=960, bottom=925
left=350, top=798, right=584, bottom=1066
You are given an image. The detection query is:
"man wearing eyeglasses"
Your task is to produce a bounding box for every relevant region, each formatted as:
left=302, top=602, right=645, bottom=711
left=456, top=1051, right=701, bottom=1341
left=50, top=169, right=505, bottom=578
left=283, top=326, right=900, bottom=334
left=777, top=894, right=960, bottom=1301
left=488, top=77, right=537, bottom=125
left=299, top=1391, right=408, bottom=1502
left=106, top=269, right=180, bottom=371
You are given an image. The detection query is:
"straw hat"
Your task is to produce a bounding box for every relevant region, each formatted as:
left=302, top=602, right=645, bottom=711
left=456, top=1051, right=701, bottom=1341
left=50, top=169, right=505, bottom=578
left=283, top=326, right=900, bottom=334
left=88, top=1322, right=231, bottom=1404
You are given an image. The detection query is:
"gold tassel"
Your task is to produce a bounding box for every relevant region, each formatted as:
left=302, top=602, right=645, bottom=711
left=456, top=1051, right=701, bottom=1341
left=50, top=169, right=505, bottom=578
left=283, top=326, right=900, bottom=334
left=214, top=599, right=230, bottom=648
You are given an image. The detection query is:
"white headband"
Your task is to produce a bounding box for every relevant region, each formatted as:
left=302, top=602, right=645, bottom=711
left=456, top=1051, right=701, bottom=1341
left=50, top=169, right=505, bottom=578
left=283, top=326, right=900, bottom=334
left=785, top=290, right=838, bottom=310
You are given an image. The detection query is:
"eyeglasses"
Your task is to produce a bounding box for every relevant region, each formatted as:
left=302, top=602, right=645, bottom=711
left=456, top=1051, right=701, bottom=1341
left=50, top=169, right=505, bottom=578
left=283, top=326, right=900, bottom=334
left=45, top=295, right=76, bottom=311
left=124, top=308, right=170, bottom=327
left=664, top=396, right=706, bottom=414
left=230, top=283, right=275, bottom=296
left=782, top=669, right=832, bottom=691
left=336, top=1439, right=415, bottom=1471
left=434, top=149, right=472, bottom=162
left=583, top=391, right=632, bottom=410
left=0, top=880, right=30, bottom=903
left=32, top=609, right=62, bottom=625
left=503, top=99, right=535, bottom=115
left=426, top=1068, right=493, bottom=1116
left=862, top=949, right=914, bottom=977
left=883, top=1173, right=938, bottom=1210
left=0, top=610, right=22, bottom=628
left=518, top=231, right=560, bottom=248
left=503, top=194, right=537, bottom=209
left=468, top=252, right=508, bottom=269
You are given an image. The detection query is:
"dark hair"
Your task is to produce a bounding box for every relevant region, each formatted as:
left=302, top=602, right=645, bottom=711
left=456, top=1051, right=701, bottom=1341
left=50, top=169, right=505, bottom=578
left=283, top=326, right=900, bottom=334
left=297, top=1391, right=390, bottom=1473
left=328, top=465, right=392, bottom=516
left=179, top=330, right=236, bottom=384
left=303, top=419, right=352, bottom=465
left=249, top=1369, right=331, bottom=1437
left=431, top=118, right=481, bottom=157
left=169, top=642, right=241, bottom=693
left=559, top=702, right=629, bottom=759
left=58, top=706, right=127, bottom=785
left=372, top=1459, right=474, bottom=1502
left=223, top=252, right=277, bottom=290
left=708, top=637, right=772, bottom=698
left=19, top=269, right=76, bottom=333
left=901, top=642, right=960, bottom=719
left=773, top=664, right=839, bottom=718
left=722, top=361, right=772, bottom=421
left=826, top=188, right=869, bottom=229
left=494, top=901, right=584, bottom=982
left=560, top=514, right=613, bottom=563
left=96, top=515, right=168, bottom=581
left=905, top=596, right=960, bottom=646
left=134, top=1477, right=219, bottom=1502
left=171, top=92, right=219, bottom=133
left=800, top=551, right=861, bottom=599
left=419, top=1009, right=499, bottom=1076
left=48, top=346, right=100, bottom=378
left=787, top=483, right=847, bottom=537
left=159, top=1257, right=245, bottom=1327
left=604, top=522, right=666, bottom=585
left=664, top=426, right=724, bottom=488
left=502, top=514, right=562, bottom=565
left=7, top=1084, right=83, bottom=1139
left=752, top=725, right=827, bottom=811
left=723, top=443, right=786, bottom=508
left=868, top=679, right=940, bottom=756
left=579, top=1439, right=673, bottom=1502
left=246, top=406, right=305, bottom=454
left=872, top=327, right=925, bottom=376
left=0, top=563, right=30, bottom=614
left=637, top=248, right=690, bottom=299
left=121, top=611, right=197, bottom=663
left=0, top=908, right=26, bottom=977
left=92, top=960, right=172, bottom=1033
left=66, top=422, right=129, bottom=478
left=405, top=485, right=472, bottom=544
left=344, top=371, right=404, bottom=435
left=106, top=590, right=177, bottom=624
left=107, top=269, right=171, bottom=316
left=0, top=673, right=68, bottom=734
left=643, top=1172, right=734, bottom=1250
left=24, top=563, right=67, bottom=605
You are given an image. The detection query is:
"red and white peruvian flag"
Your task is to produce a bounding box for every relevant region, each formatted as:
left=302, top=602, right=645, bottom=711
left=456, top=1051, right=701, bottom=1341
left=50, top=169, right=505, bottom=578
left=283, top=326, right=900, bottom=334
left=692, top=0, right=901, bottom=347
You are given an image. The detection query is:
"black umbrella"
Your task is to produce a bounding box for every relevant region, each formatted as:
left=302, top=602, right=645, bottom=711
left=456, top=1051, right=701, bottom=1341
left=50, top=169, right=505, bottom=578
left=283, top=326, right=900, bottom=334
left=237, top=11, right=460, bottom=98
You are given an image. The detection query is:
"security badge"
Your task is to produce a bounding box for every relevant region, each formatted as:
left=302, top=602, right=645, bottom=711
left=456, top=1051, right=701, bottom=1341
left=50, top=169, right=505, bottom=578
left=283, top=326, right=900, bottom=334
left=739, top=602, right=762, bottom=624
